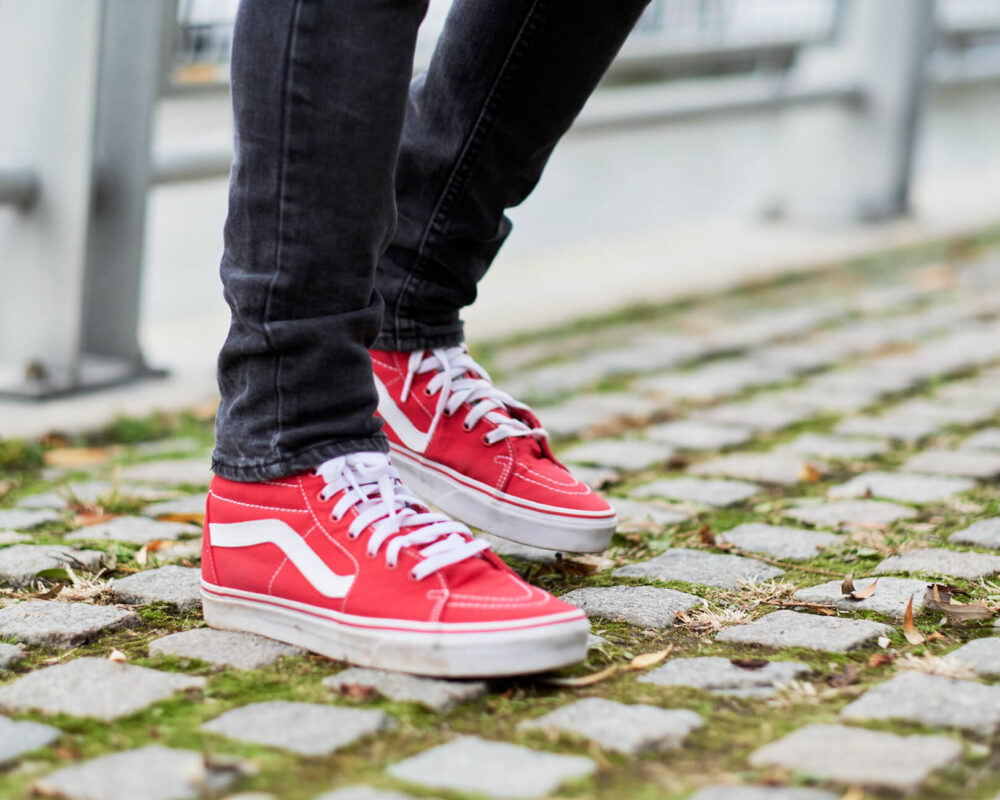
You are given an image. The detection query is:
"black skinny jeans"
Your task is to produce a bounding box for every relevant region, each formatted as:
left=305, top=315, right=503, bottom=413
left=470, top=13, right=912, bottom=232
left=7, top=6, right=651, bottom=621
left=213, top=0, right=651, bottom=481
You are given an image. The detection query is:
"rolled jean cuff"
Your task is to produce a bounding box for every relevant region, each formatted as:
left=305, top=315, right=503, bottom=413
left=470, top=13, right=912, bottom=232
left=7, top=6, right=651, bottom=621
left=372, top=319, right=466, bottom=351
left=212, top=433, right=390, bottom=482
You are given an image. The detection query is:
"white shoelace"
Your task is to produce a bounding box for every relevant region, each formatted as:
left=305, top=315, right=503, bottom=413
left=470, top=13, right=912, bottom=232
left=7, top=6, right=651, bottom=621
left=400, top=345, right=548, bottom=446
left=315, top=452, right=490, bottom=580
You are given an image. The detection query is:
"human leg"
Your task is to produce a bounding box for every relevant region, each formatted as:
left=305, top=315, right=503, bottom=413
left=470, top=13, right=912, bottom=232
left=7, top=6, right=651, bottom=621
left=370, top=0, right=651, bottom=550
left=205, top=0, right=589, bottom=676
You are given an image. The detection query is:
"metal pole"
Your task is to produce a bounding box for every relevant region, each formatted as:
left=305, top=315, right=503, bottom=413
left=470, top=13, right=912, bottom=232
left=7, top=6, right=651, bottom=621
left=774, top=0, right=936, bottom=221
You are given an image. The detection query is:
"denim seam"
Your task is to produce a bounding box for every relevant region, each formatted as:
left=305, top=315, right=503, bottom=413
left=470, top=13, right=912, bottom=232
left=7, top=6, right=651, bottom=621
left=260, top=0, right=305, bottom=457
left=390, top=0, right=548, bottom=345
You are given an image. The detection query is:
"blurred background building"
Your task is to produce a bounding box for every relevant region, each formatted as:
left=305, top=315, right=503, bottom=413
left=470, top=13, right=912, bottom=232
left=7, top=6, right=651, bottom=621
left=3, top=0, right=1000, bottom=432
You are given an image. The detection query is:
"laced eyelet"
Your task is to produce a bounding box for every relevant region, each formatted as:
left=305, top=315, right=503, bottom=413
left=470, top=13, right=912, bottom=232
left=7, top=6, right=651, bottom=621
left=408, top=570, right=420, bottom=582
left=482, top=434, right=494, bottom=446
left=386, top=560, right=398, bottom=570
left=317, top=491, right=330, bottom=503
left=365, top=549, right=378, bottom=560
left=462, top=421, right=474, bottom=432
left=422, top=386, right=434, bottom=396
left=346, top=529, right=360, bottom=540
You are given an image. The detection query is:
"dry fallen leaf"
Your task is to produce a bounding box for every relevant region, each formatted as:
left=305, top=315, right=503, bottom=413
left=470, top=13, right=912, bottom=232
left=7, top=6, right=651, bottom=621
left=903, top=594, right=925, bottom=645
left=841, top=574, right=856, bottom=594
left=135, top=544, right=149, bottom=566
left=697, top=525, right=716, bottom=546
left=922, top=584, right=994, bottom=622
left=839, top=787, right=866, bottom=800
left=157, top=511, right=206, bottom=525
left=799, top=462, right=823, bottom=483
left=849, top=578, right=879, bottom=601
left=107, top=648, right=127, bottom=663
left=337, top=683, right=378, bottom=699
left=624, top=645, right=673, bottom=672
left=730, top=658, right=769, bottom=670
left=44, top=447, right=111, bottom=468
left=868, top=652, right=893, bottom=668
left=544, top=664, right=618, bottom=687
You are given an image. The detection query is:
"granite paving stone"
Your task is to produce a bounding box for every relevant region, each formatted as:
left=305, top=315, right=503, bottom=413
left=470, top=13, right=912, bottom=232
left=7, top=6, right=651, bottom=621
left=901, top=449, right=1000, bottom=479
left=834, top=414, right=941, bottom=442
left=639, top=360, right=791, bottom=401
left=316, top=789, right=422, bottom=800
left=0, top=601, right=137, bottom=648
left=117, top=458, right=212, bottom=486
left=644, top=419, right=754, bottom=451
left=66, top=515, right=196, bottom=543
left=775, top=433, right=889, bottom=460
left=689, top=788, right=837, bottom=800
left=944, top=637, right=1000, bottom=677
left=609, top=498, right=690, bottom=527
left=689, top=453, right=825, bottom=486
left=0, top=509, right=62, bottom=529
left=638, top=656, right=809, bottom=697
left=812, top=367, right=921, bottom=396
left=560, top=585, right=701, bottom=628
left=0, top=643, right=26, bottom=669
left=631, top=477, right=759, bottom=507
left=960, top=428, right=1000, bottom=452
left=519, top=697, right=703, bottom=754
left=751, top=341, right=853, bottom=373
left=0, top=544, right=105, bottom=587
left=33, top=745, right=235, bottom=800
left=828, top=471, right=976, bottom=503
left=0, top=531, right=33, bottom=544
left=202, top=701, right=394, bottom=755
left=533, top=393, right=663, bottom=439
left=792, top=576, right=927, bottom=619
left=691, top=400, right=814, bottom=432
left=111, top=565, right=202, bottom=609
left=323, top=668, right=487, bottom=713
left=766, top=385, right=881, bottom=414
left=17, top=481, right=176, bottom=509
left=718, top=523, right=839, bottom=561
left=476, top=533, right=559, bottom=563
left=784, top=499, right=918, bottom=528
left=613, top=548, right=783, bottom=589
left=716, top=610, right=892, bottom=652
left=567, top=464, right=620, bottom=490
left=842, top=671, right=1000, bottom=735
left=748, top=724, right=962, bottom=792
left=0, top=715, right=61, bottom=764
left=149, top=628, right=306, bottom=669
left=875, top=547, right=1000, bottom=579
left=558, top=439, right=673, bottom=472
left=142, top=492, right=208, bottom=519
left=388, top=736, right=596, bottom=799
left=894, top=398, right=998, bottom=427
left=0, top=657, right=205, bottom=719
left=949, top=517, right=1000, bottom=549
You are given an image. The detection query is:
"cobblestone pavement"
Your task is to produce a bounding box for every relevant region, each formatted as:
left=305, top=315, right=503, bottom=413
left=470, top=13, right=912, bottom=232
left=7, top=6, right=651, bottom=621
left=4, top=244, right=1000, bottom=799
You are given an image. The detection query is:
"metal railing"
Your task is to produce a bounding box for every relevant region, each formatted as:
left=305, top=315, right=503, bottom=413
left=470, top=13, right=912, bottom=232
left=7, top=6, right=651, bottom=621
left=0, top=0, right=976, bottom=399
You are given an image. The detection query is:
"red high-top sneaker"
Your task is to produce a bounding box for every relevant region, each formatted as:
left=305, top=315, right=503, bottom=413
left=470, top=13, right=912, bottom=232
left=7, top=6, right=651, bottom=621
left=201, top=452, right=588, bottom=677
left=370, top=346, right=616, bottom=552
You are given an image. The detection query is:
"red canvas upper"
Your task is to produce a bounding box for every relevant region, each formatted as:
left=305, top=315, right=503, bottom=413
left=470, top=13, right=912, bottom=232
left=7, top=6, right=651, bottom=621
left=203, top=464, right=583, bottom=630
left=371, top=347, right=614, bottom=520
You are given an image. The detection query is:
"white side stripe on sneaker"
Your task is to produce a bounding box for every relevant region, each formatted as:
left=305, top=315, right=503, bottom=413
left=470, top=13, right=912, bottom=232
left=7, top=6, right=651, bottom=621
left=373, top=374, right=433, bottom=453
left=208, top=520, right=356, bottom=598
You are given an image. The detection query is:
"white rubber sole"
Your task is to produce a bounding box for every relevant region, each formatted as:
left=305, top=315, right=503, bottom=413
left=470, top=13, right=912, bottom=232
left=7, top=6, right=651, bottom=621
left=391, top=446, right=616, bottom=553
left=202, top=583, right=589, bottom=678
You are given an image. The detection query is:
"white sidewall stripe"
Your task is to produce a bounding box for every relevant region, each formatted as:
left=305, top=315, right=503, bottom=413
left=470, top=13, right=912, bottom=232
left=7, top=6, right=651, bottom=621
left=373, top=374, right=432, bottom=453
left=208, top=519, right=355, bottom=598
